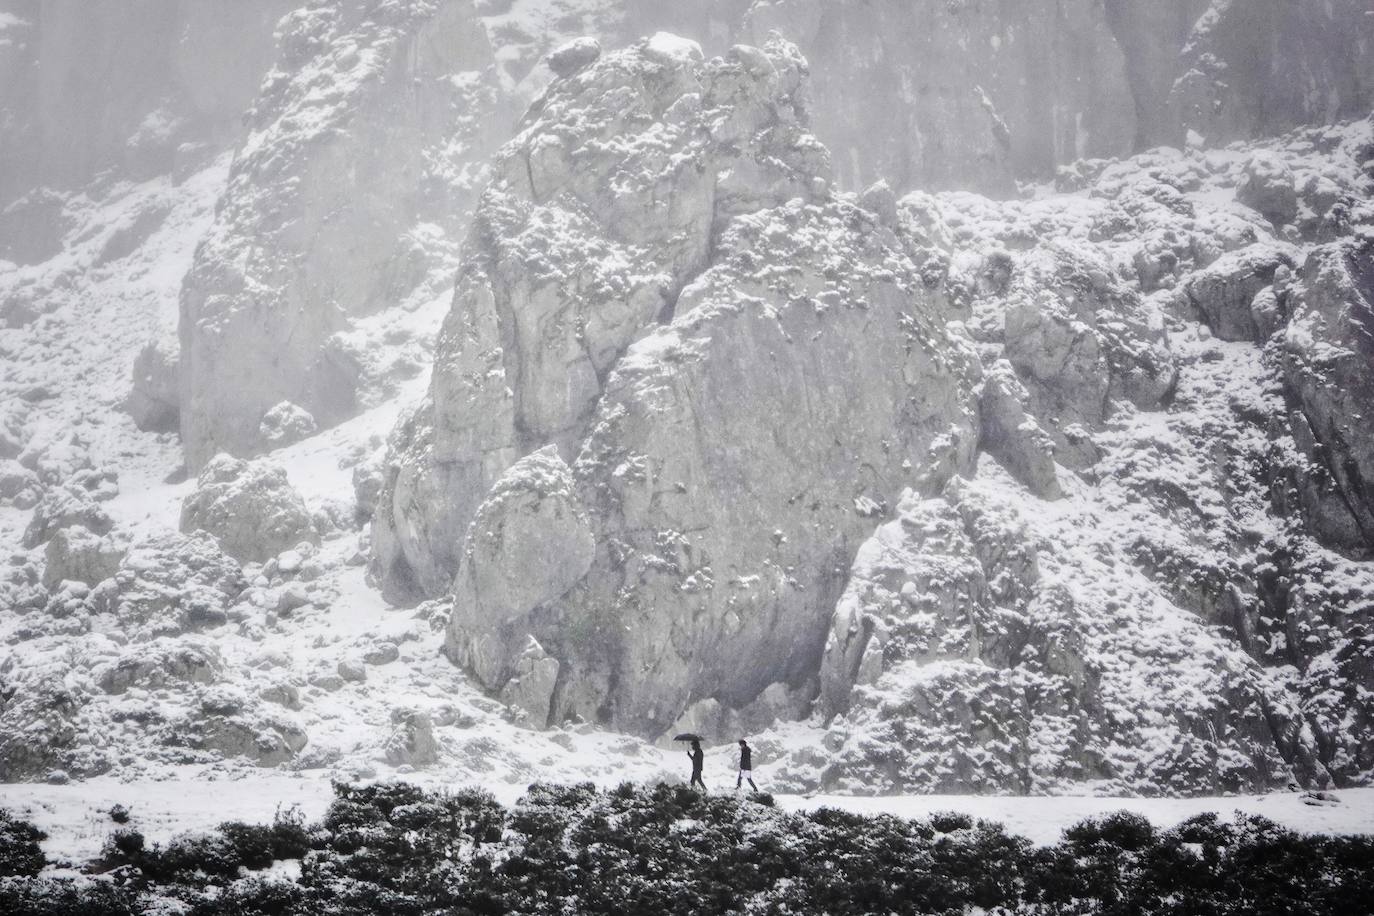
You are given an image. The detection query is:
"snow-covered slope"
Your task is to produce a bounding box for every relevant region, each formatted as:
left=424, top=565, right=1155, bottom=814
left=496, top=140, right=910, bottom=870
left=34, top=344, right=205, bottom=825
left=1, top=4, right=1373, bottom=803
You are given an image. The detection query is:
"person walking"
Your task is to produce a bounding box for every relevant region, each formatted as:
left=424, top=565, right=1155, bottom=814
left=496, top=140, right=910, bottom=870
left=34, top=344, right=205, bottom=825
left=736, top=738, right=758, bottom=792
left=688, top=738, right=706, bottom=791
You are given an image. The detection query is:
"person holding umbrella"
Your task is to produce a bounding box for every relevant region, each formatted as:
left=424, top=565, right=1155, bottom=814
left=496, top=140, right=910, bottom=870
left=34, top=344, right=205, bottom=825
left=675, top=733, right=707, bottom=790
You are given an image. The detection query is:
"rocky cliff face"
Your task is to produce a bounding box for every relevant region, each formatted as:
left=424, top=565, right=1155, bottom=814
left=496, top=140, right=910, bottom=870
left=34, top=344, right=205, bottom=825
left=0, top=0, right=293, bottom=260
left=1169, top=0, right=1374, bottom=147
left=178, top=0, right=503, bottom=468
left=5, top=2, right=1374, bottom=796
left=153, top=0, right=1374, bottom=465
left=370, top=18, right=1374, bottom=795
left=371, top=33, right=837, bottom=602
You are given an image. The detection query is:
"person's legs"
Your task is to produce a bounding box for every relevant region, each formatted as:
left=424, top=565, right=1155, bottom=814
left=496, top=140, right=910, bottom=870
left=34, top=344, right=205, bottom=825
left=691, top=772, right=705, bottom=790
left=747, top=776, right=758, bottom=792
left=735, top=770, right=742, bottom=790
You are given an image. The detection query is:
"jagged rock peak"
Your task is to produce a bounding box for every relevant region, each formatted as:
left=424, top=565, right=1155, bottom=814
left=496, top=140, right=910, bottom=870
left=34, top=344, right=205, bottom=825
left=370, top=33, right=832, bottom=604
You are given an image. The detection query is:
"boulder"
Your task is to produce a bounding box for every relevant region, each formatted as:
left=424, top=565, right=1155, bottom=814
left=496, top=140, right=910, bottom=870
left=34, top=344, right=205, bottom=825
left=1237, top=152, right=1299, bottom=226
left=126, top=338, right=180, bottom=433
left=383, top=709, right=439, bottom=767
left=0, top=458, right=40, bottom=509
left=190, top=709, right=308, bottom=767
left=90, top=532, right=245, bottom=637
left=337, top=658, right=367, bottom=683
left=22, top=482, right=114, bottom=549
left=445, top=447, right=594, bottom=694
left=1184, top=243, right=1297, bottom=342
left=546, top=36, right=601, bottom=78
left=497, top=637, right=561, bottom=726
left=98, top=638, right=222, bottom=694
left=258, top=401, right=317, bottom=448
left=180, top=454, right=317, bottom=563
left=42, top=527, right=127, bottom=588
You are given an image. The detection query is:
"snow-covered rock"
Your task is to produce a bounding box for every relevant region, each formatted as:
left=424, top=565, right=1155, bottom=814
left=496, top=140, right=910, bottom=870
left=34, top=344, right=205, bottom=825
left=180, top=455, right=317, bottom=563
left=22, top=481, right=114, bottom=549
left=1281, top=236, right=1374, bottom=550
left=372, top=34, right=830, bottom=603
left=546, top=36, right=601, bottom=78
left=1237, top=152, right=1300, bottom=226
left=90, top=532, right=245, bottom=639
left=178, top=0, right=504, bottom=467
left=444, top=447, right=593, bottom=704
left=41, top=527, right=126, bottom=589
left=977, top=360, right=1062, bottom=500
left=382, top=709, right=439, bottom=767
left=125, top=338, right=181, bottom=433
left=257, top=401, right=317, bottom=449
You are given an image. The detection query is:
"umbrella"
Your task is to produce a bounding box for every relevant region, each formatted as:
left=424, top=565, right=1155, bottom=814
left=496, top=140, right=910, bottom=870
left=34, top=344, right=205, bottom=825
left=673, top=733, right=703, bottom=742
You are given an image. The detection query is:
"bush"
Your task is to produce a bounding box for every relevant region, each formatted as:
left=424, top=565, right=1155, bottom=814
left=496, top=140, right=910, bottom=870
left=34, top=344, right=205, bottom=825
left=0, top=876, right=137, bottom=916
left=13, top=783, right=1374, bottom=915
left=0, top=809, right=47, bottom=878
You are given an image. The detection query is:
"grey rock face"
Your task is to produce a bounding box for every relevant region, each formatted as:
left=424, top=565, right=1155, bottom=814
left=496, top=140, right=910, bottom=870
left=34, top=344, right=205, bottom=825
left=1237, top=152, right=1299, bottom=226
left=383, top=709, right=439, bottom=767
left=22, top=482, right=114, bottom=549
left=0, top=0, right=292, bottom=210
left=743, top=0, right=1133, bottom=193
left=1184, top=244, right=1298, bottom=342
left=384, top=37, right=980, bottom=737
left=445, top=447, right=593, bottom=699
left=542, top=198, right=980, bottom=737
left=180, top=455, right=317, bottom=564
left=178, top=0, right=503, bottom=468
left=978, top=361, right=1062, bottom=500
left=90, top=532, right=245, bottom=638
left=126, top=339, right=181, bottom=433
left=807, top=484, right=1304, bottom=795
left=976, top=240, right=1176, bottom=470
left=1168, top=0, right=1374, bottom=147
left=42, top=527, right=126, bottom=589
left=373, top=34, right=830, bottom=603
left=1281, top=238, right=1374, bottom=551
left=98, top=639, right=222, bottom=695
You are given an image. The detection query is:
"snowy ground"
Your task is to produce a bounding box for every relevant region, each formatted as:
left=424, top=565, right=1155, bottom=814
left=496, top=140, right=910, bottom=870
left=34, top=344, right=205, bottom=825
left=2, top=777, right=1370, bottom=863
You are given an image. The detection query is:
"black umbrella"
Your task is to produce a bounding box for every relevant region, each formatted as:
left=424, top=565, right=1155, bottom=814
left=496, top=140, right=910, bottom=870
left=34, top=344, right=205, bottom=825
left=673, top=733, right=703, bottom=742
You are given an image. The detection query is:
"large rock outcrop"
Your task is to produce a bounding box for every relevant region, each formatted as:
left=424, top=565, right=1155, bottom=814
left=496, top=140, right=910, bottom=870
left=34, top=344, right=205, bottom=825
left=378, top=35, right=982, bottom=735
left=372, top=33, right=831, bottom=602
left=178, top=0, right=503, bottom=467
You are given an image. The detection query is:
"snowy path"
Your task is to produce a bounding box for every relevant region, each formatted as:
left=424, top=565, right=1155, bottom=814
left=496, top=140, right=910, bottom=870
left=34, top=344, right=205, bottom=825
left=3, top=779, right=1370, bottom=862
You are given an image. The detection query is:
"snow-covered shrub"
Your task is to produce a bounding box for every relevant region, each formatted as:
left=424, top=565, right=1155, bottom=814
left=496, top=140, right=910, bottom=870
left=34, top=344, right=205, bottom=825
left=0, top=809, right=46, bottom=877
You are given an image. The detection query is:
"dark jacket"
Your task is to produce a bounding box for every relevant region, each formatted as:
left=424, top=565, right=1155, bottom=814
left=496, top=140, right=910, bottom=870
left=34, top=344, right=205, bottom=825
left=689, top=746, right=704, bottom=773
left=739, top=745, right=752, bottom=770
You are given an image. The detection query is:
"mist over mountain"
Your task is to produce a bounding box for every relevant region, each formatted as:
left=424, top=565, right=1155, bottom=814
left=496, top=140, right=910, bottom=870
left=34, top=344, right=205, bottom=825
left=1, top=0, right=1372, bottom=801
